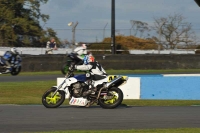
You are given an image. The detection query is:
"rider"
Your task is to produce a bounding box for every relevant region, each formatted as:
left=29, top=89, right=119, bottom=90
left=0, top=47, right=20, bottom=73
left=69, top=52, right=107, bottom=96
left=72, top=43, right=88, bottom=64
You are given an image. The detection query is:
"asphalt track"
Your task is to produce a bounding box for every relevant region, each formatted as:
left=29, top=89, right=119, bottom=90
left=1, top=105, right=200, bottom=133
left=1, top=75, right=200, bottom=132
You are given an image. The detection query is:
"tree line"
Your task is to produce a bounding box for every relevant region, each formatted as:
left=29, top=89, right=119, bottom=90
left=0, top=0, right=60, bottom=47
left=0, top=1, right=198, bottom=50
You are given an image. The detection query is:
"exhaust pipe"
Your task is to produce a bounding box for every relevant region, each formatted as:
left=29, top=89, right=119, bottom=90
left=106, top=76, right=123, bottom=88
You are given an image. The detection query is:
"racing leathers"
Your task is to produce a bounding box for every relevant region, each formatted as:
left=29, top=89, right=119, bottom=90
left=73, top=61, right=107, bottom=96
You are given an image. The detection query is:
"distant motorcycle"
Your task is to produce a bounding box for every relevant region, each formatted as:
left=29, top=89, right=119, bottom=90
left=0, top=54, right=22, bottom=76
left=61, top=53, right=85, bottom=75
left=42, top=70, right=128, bottom=109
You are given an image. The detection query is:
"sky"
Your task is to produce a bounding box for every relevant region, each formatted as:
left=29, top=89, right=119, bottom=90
left=40, top=0, right=200, bottom=43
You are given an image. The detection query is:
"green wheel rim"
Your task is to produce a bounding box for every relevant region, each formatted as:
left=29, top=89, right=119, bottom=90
left=104, top=91, right=118, bottom=104
left=46, top=92, right=61, bottom=104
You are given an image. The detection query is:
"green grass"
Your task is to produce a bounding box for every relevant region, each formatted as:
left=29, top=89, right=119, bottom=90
left=1, top=80, right=200, bottom=106
left=1, top=69, right=200, bottom=105
left=0, top=81, right=56, bottom=104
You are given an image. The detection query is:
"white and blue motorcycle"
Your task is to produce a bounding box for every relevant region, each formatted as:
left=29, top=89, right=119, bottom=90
left=0, top=52, right=22, bottom=76
left=42, top=70, right=128, bottom=109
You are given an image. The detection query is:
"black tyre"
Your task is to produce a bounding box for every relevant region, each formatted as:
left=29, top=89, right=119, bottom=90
left=42, top=87, right=65, bottom=108
left=61, top=60, right=73, bottom=75
left=61, top=63, right=69, bottom=75
left=11, top=66, right=21, bottom=76
left=98, top=87, right=123, bottom=109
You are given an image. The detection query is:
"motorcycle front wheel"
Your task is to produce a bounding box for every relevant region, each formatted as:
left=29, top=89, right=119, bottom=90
left=42, top=87, right=65, bottom=108
left=98, top=87, right=123, bottom=109
left=11, top=66, right=21, bottom=76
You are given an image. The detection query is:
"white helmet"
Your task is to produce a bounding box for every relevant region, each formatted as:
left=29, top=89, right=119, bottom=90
left=10, top=47, right=17, bottom=54
left=82, top=44, right=87, bottom=49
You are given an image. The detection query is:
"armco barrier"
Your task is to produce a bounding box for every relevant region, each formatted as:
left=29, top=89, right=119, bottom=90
left=57, top=74, right=200, bottom=100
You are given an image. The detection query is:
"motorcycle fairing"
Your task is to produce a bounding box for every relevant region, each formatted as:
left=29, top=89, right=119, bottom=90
left=69, top=96, right=89, bottom=106
left=107, top=75, right=128, bottom=82
left=82, top=75, right=128, bottom=87
left=0, top=57, right=4, bottom=65
left=93, top=77, right=108, bottom=87
left=65, top=77, right=78, bottom=86
left=3, top=52, right=12, bottom=60
left=74, top=74, right=86, bottom=82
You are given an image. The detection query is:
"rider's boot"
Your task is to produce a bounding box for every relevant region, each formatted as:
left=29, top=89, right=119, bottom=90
left=5, top=67, right=12, bottom=73
left=83, top=87, right=97, bottom=97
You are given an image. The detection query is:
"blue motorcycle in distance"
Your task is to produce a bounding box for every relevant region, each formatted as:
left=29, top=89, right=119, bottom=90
left=0, top=53, right=22, bottom=76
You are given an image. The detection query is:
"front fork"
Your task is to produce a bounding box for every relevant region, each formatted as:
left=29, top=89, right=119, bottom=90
left=51, top=79, right=67, bottom=97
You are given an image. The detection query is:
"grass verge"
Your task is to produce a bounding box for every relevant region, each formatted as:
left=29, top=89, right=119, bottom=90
left=1, top=80, right=200, bottom=106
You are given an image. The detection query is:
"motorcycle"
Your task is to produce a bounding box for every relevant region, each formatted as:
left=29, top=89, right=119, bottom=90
left=0, top=53, right=22, bottom=76
left=61, top=53, right=85, bottom=75
left=42, top=70, right=128, bottom=109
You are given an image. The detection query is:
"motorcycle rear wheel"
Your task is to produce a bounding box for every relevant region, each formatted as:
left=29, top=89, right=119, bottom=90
left=98, top=87, right=123, bottom=109
left=42, top=87, right=65, bottom=108
left=61, top=63, right=69, bottom=75
left=61, top=60, right=73, bottom=75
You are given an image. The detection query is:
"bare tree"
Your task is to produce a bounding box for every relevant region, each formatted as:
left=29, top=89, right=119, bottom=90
left=153, top=13, right=195, bottom=49
left=182, top=30, right=197, bottom=49
left=130, top=20, right=150, bottom=38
